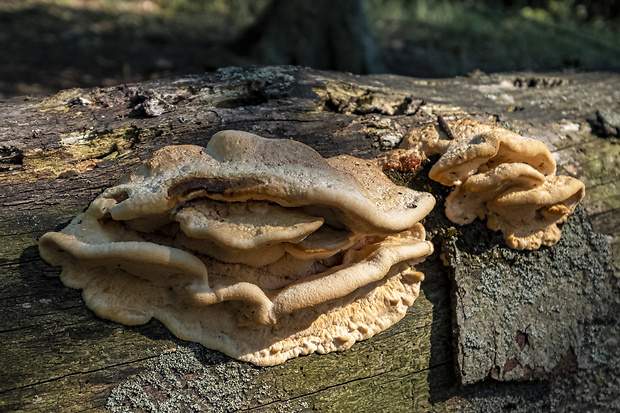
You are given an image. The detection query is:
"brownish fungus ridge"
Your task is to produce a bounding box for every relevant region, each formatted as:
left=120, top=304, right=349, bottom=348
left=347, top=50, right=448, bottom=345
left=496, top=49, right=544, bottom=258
left=39, top=130, right=436, bottom=365
left=401, top=119, right=585, bottom=250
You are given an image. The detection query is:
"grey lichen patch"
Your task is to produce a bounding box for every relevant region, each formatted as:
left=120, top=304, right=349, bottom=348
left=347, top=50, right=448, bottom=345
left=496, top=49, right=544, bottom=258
left=560, top=320, right=620, bottom=410
left=107, top=343, right=271, bottom=413
left=458, top=316, right=620, bottom=412
left=443, top=206, right=613, bottom=384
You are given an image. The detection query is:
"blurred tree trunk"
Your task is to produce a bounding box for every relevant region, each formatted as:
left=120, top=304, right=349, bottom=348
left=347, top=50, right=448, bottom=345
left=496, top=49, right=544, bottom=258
left=234, top=0, right=385, bottom=74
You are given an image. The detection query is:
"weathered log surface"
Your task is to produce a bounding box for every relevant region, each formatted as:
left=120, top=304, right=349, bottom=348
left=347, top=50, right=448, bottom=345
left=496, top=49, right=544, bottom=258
left=1, top=66, right=618, bottom=412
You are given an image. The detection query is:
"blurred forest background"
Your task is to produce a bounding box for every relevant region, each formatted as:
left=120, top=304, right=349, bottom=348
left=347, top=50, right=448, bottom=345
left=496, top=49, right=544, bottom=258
left=0, top=0, right=619, bottom=98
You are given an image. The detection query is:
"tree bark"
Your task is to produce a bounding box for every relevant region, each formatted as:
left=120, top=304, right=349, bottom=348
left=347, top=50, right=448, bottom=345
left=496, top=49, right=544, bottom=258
left=1, top=66, right=618, bottom=412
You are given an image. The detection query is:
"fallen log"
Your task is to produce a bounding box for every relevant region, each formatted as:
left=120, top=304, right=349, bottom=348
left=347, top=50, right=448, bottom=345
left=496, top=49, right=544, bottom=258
left=1, top=66, right=618, bottom=412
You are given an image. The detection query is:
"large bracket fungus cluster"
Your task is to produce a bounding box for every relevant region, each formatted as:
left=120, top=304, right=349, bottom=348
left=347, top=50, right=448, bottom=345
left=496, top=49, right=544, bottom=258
left=38, top=121, right=586, bottom=364
left=402, top=119, right=586, bottom=250
left=39, top=130, right=435, bottom=365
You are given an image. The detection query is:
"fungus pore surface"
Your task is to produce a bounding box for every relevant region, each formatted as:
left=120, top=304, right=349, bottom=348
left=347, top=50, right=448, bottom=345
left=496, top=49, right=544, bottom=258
left=402, top=118, right=585, bottom=249
left=39, top=130, right=436, bottom=365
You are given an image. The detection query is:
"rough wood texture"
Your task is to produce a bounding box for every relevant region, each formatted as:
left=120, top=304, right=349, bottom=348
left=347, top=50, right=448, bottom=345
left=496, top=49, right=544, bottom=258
left=1, top=66, right=618, bottom=412
left=444, top=207, right=612, bottom=385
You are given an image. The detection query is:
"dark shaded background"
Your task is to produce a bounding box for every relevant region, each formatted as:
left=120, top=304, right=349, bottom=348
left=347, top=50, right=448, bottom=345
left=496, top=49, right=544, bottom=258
left=0, top=0, right=619, bottom=98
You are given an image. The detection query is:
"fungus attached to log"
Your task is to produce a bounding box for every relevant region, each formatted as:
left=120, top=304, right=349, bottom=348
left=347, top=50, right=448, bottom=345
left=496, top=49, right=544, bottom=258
left=402, top=119, right=585, bottom=250
left=39, top=130, right=435, bottom=365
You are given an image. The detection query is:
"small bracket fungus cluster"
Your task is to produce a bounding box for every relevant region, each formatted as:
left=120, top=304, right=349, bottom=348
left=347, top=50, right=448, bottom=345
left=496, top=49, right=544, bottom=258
left=402, top=118, right=585, bottom=250
left=39, top=130, right=435, bottom=365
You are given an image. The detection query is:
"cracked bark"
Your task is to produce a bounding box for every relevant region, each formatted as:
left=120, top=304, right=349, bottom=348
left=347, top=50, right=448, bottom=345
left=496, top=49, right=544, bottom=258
left=1, top=66, right=618, bottom=412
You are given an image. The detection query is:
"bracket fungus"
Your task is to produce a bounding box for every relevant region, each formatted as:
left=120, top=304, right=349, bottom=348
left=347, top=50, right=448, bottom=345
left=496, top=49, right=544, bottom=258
left=402, top=118, right=585, bottom=250
left=39, top=130, right=435, bottom=365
